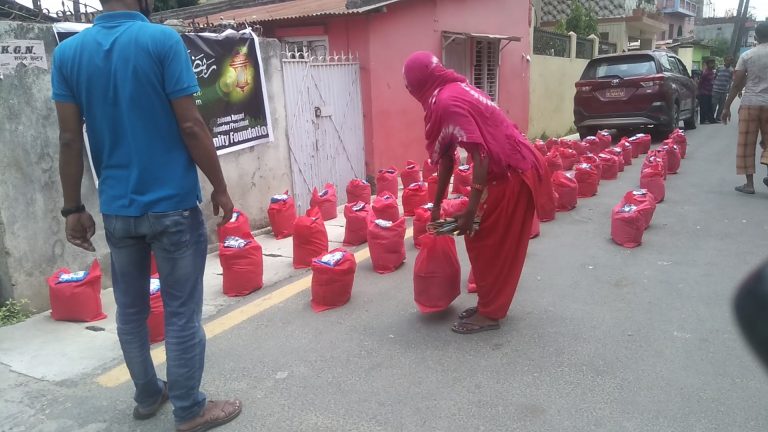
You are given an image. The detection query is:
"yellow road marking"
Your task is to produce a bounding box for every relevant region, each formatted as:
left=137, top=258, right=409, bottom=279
left=96, top=228, right=413, bottom=388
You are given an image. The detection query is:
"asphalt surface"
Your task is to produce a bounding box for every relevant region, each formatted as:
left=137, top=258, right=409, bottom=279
left=3, top=118, right=768, bottom=432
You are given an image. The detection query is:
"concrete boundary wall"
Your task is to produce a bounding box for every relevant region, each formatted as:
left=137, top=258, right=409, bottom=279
left=0, top=22, right=291, bottom=309
left=528, top=54, right=590, bottom=139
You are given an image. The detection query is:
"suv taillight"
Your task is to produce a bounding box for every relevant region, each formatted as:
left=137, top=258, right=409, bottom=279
left=575, top=82, right=592, bottom=92
left=640, top=74, right=665, bottom=87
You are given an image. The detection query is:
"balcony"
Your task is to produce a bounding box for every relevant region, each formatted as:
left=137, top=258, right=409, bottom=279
left=657, top=0, right=697, bottom=17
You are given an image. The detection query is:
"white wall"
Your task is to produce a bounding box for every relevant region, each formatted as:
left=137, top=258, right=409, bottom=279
left=528, top=54, right=590, bottom=139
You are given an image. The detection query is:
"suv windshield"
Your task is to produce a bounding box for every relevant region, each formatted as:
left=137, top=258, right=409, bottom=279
left=581, top=55, right=658, bottom=80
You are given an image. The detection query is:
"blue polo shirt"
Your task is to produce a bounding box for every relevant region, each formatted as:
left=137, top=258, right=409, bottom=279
left=51, top=11, right=202, bottom=216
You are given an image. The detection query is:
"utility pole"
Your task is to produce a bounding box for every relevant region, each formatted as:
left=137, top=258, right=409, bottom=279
left=730, top=0, right=750, bottom=58
left=729, top=0, right=745, bottom=56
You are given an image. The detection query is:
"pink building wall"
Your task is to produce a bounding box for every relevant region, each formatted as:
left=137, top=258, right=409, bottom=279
left=266, top=0, right=533, bottom=176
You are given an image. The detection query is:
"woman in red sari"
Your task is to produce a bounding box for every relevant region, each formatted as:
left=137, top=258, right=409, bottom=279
left=404, top=51, right=553, bottom=334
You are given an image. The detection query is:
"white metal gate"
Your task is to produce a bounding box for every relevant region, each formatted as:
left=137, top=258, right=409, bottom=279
left=282, top=51, right=365, bottom=213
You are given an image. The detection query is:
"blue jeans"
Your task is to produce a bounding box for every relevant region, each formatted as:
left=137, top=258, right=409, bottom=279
left=103, top=206, right=207, bottom=424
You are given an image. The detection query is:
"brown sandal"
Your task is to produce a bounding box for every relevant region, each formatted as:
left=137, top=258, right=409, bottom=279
left=451, top=321, right=500, bottom=335
left=458, top=307, right=478, bottom=320
left=176, top=399, right=242, bottom=432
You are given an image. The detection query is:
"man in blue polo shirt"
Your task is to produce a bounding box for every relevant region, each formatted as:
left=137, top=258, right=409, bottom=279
left=52, top=0, right=242, bottom=429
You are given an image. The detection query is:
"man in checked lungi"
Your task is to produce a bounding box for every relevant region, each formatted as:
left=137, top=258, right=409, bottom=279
left=722, top=21, right=768, bottom=195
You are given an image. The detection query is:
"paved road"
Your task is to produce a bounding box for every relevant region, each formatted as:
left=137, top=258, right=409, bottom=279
left=3, top=118, right=768, bottom=432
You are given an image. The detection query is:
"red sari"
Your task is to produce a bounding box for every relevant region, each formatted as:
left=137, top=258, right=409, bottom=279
left=404, top=51, right=553, bottom=320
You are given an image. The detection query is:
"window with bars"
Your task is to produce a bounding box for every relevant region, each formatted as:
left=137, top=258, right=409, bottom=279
left=472, top=39, right=499, bottom=102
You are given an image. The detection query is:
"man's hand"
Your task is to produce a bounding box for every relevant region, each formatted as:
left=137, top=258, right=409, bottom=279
left=65, top=212, right=96, bottom=252
left=722, top=108, right=731, bottom=125
left=456, top=209, right=477, bottom=236
left=211, top=188, right=234, bottom=227
left=431, top=205, right=442, bottom=223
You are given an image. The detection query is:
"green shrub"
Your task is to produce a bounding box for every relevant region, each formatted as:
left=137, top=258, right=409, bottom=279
left=0, top=299, right=33, bottom=327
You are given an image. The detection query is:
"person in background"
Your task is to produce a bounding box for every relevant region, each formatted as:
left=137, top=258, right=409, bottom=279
left=722, top=21, right=768, bottom=195
left=51, top=0, right=242, bottom=429
left=712, top=56, right=735, bottom=123
left=403, top=52, right=554, bottom=335
left=698, top=58, right=717, bottom=124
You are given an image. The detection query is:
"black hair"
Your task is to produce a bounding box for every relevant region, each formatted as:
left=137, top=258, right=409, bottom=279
left=757, top=22, right=768, bottom=43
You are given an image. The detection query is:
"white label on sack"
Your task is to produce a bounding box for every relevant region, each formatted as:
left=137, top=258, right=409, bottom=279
left=408, top=182, right=424, bottom=189
left=319, top=189, right=329, bottom=198
left=406, top=164, right=417, bottom=170
left=229, top=211, right=240, bottom=223
left=374, top=219, right=393, bottom=228
left=618, top=204, right=637, bottom=213
left=149, top=278, right=161, bottom=295
left=271, top=194, right=289, bottom=203
left=317, top=251, right=345, bottom=267
left=352, top=202, right=366, bottom=212
left=57, top=271, right=88, bottom=284
left=223, top=236, right=249, bottom=249
left=632, top=189, right=648, bottom=196
left=422, top=203, right=434, bottom=210
left=458, top=165, right=471, bottom=172
left=577, top=163, right=592, bottom=170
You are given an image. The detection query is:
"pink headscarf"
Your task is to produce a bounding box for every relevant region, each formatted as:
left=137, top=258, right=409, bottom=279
left=403, top=51, right=536, bottom=175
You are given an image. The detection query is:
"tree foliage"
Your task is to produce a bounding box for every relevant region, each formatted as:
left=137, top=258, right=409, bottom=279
left=153, top=0, right=198, bottom=13
left=709, top=37, right=730, bottom=58
left=554, top=0, right=599, bottom=38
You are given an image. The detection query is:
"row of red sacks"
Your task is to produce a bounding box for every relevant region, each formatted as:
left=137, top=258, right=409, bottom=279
left=611, top=129, right=688, bottom=247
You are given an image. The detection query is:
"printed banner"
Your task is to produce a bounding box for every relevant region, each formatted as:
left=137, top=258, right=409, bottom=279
left=52, top=26, right=272, bottom=157
left=182, top=31, right=273, bottom=155
left=0, top=40, right=48, bottom=75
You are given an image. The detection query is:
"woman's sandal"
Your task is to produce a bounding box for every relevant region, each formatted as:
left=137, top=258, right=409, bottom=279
left=451, top=321, right=500, bottom=335
left=735, top=185, right=755, bottom=194
left=458, top=306, right=478, bottom=320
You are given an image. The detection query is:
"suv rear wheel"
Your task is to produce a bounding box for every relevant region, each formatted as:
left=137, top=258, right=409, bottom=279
left=578, top=127, right=598, bottom=140
left=683, top=103, right=698, bottom=130
left=655, top=103, right=680, bottom=139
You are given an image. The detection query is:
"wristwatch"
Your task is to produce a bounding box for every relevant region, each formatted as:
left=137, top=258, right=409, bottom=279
left=61, top=204, right=86, bottom=218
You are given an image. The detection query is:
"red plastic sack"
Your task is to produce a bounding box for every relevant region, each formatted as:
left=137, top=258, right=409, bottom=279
left=452, top=164, right=473, bottom=195
left=580, top=154, right=602, bottom=179
left=268, top=193, right=297, bottom=239
left=598, top=152, right=619, bottom=180
left=643, top=151, right=668, bottom=179
left=546, top=149, right=564, bottom=173
left=544, top=137, right=559, bottom=152
left=467, top=269, right=477, bottom=294
left=413, top=234, right=461, bottom=313
left=150, top=253, right=158, bottom=276
left=533, top=139, right=548, bottom=156
left=571, top=140, right=589, bottom=156
left=413, top=205, right=436, bottom=249
left=611, top=201, right=645, bottom=248
left=619, top=138, right=633, bottom=166
left=346, top=179, right=372, bottom=205
left=372, top=192, right=400, bottom=221
left=219, top=234, right=264, bottom=297
left=583, top=136, right=602, bottom=155
left=401, top=160, right=422, bottom=189
left=552, top=171, right=578, bottom=211
left=660, top=140, right=681, bottom=174
left=47, top=259, right=106, bottom=322
left=441, top=197, right=469, bottom=218
left=422, top=159, right=437, bottom=180
left=670, top=129, right=687, bottom=158
left=427, top=174, right=448, bottom=202
left=606, top=147, right=625, bottom=172
left=217, top=208, right=250, bottom=243
left=597, top=130, right=613, bottom=150
left=368, top=218, right=407, bottom=274
left=310, top=183, right=339, bottom=221
left=530, top=213, right=541, bottom=239
left=623, top=189, right=657, bottom=230
left=558, top=147, right=579, bottom=170
left=293, top=208, right=329, bottom=269
left=148, top=288, right=164, bottom=344
left=343, top=202, right=370, bottom=246
left=629, top=134, right=651, bottom=156
left=402, top=182, right=428, bottom=217
left=311, top=249, right=357, bottom=313
left=640, top=164, right=666, bottom=203
left=574, top=163, right=599, bottom=198
left=376, top=167, right=400, bottom=199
